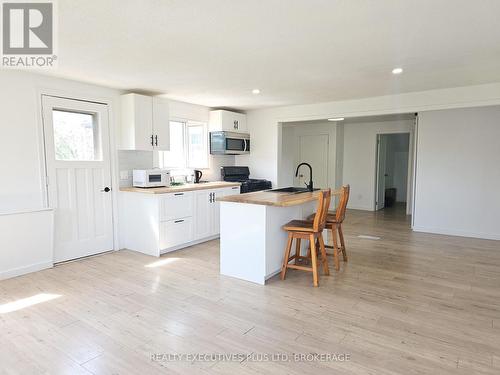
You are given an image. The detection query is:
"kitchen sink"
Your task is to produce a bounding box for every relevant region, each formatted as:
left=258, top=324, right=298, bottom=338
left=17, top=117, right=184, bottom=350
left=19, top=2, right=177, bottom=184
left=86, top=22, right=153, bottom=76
left=268, top=187, right=319, bottom=193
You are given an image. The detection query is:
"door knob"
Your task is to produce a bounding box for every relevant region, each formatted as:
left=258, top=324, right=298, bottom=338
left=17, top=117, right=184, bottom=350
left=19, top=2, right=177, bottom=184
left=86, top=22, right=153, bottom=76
left=101, top=187, right=111, bottom=192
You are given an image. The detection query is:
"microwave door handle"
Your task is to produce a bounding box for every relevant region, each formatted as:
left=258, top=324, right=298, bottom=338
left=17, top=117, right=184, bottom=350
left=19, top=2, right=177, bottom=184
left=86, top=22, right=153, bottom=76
left=243, top=139, right=247, bottom=152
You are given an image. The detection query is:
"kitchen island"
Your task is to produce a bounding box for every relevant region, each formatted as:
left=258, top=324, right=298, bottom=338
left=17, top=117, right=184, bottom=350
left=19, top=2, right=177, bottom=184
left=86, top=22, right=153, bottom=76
left=218, top=190, right=320, bottom=285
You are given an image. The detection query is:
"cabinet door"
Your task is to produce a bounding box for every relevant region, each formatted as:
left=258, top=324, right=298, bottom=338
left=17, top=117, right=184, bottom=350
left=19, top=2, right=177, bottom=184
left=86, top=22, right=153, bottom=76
left=152, top=97, right=170, bottom=151
left=194, top=190, right=213, bottom=240
left=232, top=112, right=247, bottom=133
left=120, top=93, right=153, bottom=150
left=211, top=190, right=221, bottom=236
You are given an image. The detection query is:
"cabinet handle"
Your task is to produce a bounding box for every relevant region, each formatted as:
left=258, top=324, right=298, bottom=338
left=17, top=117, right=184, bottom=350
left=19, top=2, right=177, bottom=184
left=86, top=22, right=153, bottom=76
left=232, top=187, right=238, bottom=189
left=150, top=135, right=154, bottom=146
left=155, top=135, right=158, bottom=146
left=174, top=219, right=184, bottom=223
left=209, top=193, right=213, bottom=203
left=174, top=193, right=184, bottom=196
left=212, top=192, right=216, bottom=203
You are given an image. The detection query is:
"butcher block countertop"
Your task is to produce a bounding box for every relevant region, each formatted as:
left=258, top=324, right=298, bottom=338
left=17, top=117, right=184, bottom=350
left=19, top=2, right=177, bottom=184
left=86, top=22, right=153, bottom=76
left=120, top=181, right=240, bottom=194
left=218, top=189, right=321, bottom=207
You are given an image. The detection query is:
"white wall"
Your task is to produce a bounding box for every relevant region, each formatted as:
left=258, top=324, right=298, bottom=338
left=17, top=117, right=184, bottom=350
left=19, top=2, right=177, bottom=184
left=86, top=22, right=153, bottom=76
left=237, top=82, right=500, bottom=187
left=278, top=121, right=339, bottom=190
left=343, top=120, right=412, bottom=210
left=413, top=106, right=500, bottom=240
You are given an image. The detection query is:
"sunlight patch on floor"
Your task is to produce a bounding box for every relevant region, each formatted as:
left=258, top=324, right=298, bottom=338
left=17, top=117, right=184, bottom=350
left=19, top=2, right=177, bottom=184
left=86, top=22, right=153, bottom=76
left=0, top=293, right=62, bottom=314
left=357, top=235, right=381, bottom=240
left=145, top=257, right=179, bottom=268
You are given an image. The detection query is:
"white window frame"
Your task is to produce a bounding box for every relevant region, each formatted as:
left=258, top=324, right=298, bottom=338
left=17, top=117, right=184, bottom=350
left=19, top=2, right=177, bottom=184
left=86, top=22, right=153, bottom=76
left=160, top=120, right=209, bottom=169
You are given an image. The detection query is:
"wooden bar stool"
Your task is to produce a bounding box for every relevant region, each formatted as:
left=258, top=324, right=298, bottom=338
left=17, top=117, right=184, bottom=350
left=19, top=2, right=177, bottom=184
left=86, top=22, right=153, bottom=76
left=280, top=189, right=331, bottom=287
left=307, top=185, right=350, bottom=271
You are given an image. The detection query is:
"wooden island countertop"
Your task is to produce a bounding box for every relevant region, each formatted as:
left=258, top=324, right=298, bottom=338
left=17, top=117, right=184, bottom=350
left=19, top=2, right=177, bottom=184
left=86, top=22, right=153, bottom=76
left=217, top=189, right=321, bottom=207
left=120, top=181, right=240, bottom=194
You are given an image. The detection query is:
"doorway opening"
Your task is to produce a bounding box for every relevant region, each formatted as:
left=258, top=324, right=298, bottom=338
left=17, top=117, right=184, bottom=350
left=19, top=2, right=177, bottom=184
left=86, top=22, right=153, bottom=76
left=375, top=133, right=411, bottom=214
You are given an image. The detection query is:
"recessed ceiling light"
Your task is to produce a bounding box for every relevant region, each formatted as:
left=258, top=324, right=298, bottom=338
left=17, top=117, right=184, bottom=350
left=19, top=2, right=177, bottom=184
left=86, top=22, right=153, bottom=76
left=392, top=67, right=403, bottom=75
left=252, top=89, right=260, bottom=94
left=328, top=117, right=344, bottom=121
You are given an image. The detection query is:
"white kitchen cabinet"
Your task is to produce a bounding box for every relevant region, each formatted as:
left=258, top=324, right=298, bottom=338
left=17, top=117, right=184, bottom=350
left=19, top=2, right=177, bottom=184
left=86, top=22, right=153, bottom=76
left=194, top=189, right=215, bottom=240
left=159, top=191, right=193, bottom=221
left=152, top=97, right=170, bottom=151
left=209, top=110, right=247, bottom=133
left=160, top=217, right=193, bottom=250
left=120, top=93, right=170, bottom=151
left=120, top=185, right=240, bottom=256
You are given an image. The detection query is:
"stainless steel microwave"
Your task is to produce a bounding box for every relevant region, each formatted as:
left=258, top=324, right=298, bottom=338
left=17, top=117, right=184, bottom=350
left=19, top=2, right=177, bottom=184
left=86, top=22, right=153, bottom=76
left=210, top=131, right=250, bottom=155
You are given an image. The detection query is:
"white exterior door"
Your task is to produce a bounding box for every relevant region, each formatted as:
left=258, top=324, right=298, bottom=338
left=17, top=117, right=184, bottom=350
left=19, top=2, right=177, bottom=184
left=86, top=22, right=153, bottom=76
left=296, top=134, right=329, bottom=189
left=42, top=96, right=114, bottom=262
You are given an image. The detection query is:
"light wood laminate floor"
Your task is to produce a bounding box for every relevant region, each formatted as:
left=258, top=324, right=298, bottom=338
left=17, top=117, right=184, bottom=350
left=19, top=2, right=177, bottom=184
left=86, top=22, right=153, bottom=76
left=1, top=207, right=499, bottom=374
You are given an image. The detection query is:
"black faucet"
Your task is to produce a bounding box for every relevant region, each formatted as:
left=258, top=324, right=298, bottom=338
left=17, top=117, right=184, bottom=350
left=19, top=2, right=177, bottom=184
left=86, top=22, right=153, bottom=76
left=295, top=162, right=314, bottom=191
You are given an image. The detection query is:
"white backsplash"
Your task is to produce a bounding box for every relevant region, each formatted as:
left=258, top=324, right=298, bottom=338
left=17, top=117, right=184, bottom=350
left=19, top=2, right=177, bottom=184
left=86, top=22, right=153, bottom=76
left=118, top=150, right=154, bottom=187
left=118, top=151, right=236, bottom=187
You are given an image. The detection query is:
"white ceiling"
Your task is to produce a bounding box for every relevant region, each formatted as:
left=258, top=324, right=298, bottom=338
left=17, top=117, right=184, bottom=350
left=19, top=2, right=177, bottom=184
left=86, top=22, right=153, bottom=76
left=47, top=0, right=500, bottom=109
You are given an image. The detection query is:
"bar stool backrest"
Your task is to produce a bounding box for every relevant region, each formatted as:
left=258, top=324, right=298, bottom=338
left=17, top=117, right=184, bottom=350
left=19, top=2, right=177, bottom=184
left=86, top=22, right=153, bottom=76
left=335, top=185, right=350, bottom=223
left=312, top=189, right=332, bottom=232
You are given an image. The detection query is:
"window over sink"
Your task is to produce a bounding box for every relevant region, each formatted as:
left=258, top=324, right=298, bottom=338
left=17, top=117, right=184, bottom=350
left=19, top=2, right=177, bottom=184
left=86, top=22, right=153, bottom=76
left=160, top=120, right=208, bottom=169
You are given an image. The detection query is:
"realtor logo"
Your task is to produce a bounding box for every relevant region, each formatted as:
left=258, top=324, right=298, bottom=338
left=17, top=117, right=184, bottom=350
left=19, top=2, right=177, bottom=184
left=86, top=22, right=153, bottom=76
left=1, top=1, right=57, bottom=68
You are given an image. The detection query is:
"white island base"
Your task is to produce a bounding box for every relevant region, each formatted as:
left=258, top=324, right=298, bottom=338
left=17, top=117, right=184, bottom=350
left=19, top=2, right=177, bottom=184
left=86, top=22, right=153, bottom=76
left=219, top=199, right=317, bottom=285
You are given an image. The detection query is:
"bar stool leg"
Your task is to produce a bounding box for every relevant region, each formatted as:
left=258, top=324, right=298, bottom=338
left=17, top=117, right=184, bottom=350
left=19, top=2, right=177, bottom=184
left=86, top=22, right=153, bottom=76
left=294, top=238, right=302, bottom=264
left=318, top=234, right=329, bottom=276
left=338, top=224, right=348, bottom=262
left=331, top=225, right=340, bottom=271
left=280, top=233, right=294, bottom=280
left=309, top=234, right=319, bottom=287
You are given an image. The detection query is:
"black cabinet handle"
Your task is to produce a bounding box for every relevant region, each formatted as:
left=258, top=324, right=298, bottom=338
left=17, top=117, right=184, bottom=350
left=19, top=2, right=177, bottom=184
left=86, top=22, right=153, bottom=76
left=155, top=135, right=158, bottom=146
left=150, top=135, right=154, bottom=146
left=174, top=193, right=184, bottom=196
left=174, top=219, right=184, bottom=223
left=101, top=187, right=111, bottom=192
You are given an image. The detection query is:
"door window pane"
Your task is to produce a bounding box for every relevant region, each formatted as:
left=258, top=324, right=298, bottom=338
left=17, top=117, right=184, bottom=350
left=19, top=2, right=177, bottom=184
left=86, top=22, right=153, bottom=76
left=53, top=110, right=101, bottom=161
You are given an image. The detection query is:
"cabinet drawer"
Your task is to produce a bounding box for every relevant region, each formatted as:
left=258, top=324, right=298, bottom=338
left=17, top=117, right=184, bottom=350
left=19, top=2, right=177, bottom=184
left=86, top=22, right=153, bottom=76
left=159, top=217, right=193, bottom=250
left=159, top=192, right=193, bottom=221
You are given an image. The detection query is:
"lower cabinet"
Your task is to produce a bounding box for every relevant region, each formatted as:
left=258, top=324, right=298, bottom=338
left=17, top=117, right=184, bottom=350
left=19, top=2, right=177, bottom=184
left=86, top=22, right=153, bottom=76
left=160, top=217, right=194, bottom=249
left=120, top=185, right=240, bottom=256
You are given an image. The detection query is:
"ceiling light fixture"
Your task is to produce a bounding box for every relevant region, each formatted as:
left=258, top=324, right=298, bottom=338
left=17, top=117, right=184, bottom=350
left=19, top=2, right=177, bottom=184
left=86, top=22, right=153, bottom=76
left=252, top=89, right=261, bottom=94
left=392, top=67, right=403, bottom=75
left=328, top=117, right=344, bottom=121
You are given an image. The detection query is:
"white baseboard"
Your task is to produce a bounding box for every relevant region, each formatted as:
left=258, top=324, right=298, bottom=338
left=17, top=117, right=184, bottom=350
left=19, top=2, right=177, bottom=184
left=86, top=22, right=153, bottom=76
left=0, top=261, right=53, bottom=281
left=347, top=205, right=374, bottom=211
left=412, top=226, right=500, bottom=241
left=160, top=235, right=220, bottom=255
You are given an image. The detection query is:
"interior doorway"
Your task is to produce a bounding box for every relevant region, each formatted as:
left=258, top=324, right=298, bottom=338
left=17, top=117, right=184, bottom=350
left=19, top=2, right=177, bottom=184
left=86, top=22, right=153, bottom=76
left=375, top=133, right=411, bottom=212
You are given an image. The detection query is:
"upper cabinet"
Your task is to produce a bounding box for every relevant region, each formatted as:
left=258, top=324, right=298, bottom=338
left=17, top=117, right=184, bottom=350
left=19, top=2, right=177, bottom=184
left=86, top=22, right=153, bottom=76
left=209, top=110, right=247, bottom=133
left=120, top=93, right=170, bottom=151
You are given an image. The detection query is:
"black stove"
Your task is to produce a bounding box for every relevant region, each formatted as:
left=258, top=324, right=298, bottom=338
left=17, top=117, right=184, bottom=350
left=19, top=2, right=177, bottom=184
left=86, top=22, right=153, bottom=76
left=221, top=166, right=272, bottom=193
